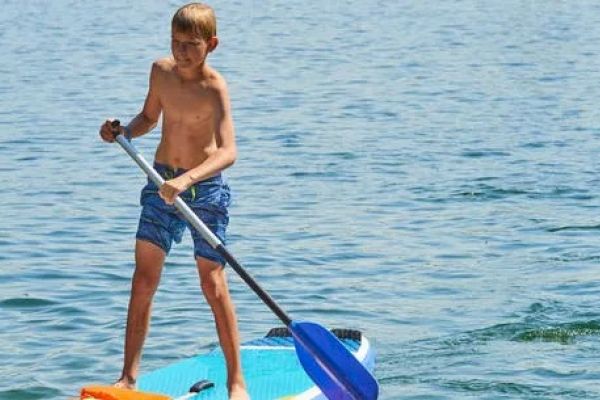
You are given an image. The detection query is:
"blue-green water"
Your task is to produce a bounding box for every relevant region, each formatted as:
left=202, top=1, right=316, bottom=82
left=2, top=1, right=600, bottom=399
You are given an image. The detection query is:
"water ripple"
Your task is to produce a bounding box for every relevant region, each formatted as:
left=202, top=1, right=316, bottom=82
left=3, top=1, right=600, bottom=399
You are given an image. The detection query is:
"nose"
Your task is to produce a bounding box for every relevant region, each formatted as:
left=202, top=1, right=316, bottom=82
left=173, top=41, right=188, bottom=56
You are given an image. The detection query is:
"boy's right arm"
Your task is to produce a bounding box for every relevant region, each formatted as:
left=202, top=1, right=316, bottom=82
left=99, top=62, right=162, bottom=142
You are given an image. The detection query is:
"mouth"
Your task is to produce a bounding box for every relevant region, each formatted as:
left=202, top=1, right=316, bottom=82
left=174, top=56, right=190, bottom=64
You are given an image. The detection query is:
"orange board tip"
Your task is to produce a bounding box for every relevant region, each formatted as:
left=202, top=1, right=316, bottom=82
left=80, top=385, right=170, bottom=400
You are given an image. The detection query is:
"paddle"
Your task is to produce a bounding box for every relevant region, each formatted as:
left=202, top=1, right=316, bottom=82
left=110, top=122, right=379, bottom=400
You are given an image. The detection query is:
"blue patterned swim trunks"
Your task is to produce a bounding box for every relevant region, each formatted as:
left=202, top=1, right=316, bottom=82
left=135, top=163, right=231, bottom=265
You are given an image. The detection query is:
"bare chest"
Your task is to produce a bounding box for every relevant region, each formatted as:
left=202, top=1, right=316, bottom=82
left=160, top=77, right=216, bottom=123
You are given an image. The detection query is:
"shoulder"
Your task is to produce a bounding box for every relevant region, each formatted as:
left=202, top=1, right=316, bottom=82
left=149, top=58, right=177, bottom=91
left=205, top=68, right=231, bottom=112
left=152, top=57, right=176, bottom=74
left=205, top=66, right=229, bottom=93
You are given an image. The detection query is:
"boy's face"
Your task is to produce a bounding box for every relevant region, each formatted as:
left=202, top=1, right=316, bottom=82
left=171, top=29, right=218, bottom=69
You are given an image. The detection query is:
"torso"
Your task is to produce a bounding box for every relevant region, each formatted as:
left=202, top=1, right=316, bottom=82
left=153, top=57, right=221, bottom=170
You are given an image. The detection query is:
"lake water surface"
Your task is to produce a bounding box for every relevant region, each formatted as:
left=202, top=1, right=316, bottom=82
left=1, top=1, right=600, bottom=399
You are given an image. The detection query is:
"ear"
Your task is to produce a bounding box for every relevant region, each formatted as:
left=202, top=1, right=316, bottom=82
left=208, top=36, right=219, bottom=52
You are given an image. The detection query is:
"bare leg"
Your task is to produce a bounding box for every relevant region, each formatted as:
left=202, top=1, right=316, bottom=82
left=115, top=240, right=166, bottom=389
left=197, top=258, right=249, bottom=400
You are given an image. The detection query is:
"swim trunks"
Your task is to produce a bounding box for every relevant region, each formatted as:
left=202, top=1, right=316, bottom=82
left=135, top=163, right=231, bottom=265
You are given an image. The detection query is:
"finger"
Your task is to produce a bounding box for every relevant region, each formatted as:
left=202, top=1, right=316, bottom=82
left=100, top=125, right=113, bottom=139
left=160, top=186, right=177, bottom=204
left=100, top=131, right=114, bottom=142
left=160, top=192, right=173, bottom=205
left=159, top=188, right=171, bottom=201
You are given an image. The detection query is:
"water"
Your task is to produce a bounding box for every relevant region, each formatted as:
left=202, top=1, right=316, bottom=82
left=1, top=1, right=600, bottom=399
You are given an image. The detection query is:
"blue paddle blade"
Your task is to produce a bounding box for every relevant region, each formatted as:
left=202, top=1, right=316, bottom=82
left=290, top=321, right=379, bottom=400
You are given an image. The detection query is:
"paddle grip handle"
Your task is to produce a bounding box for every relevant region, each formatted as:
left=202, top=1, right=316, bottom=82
left=110, top=119, right=121, bottom=138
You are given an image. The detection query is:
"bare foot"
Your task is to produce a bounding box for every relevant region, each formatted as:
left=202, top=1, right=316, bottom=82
left=229, top=384, right=250, bottom=400
left=113, top=377, right=136, bottom=390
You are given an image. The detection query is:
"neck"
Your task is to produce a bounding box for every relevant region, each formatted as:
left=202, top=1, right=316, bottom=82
left=176, top=62, right=208, bottom=81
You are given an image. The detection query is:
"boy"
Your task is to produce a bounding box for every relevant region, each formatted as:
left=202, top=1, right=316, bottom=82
left=99, top=3, right=249, bottom=400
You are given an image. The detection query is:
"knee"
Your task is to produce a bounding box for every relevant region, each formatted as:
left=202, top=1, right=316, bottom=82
left=131, top=269, right=160, bottom=297
left=201, top=274, right=226, bottom=303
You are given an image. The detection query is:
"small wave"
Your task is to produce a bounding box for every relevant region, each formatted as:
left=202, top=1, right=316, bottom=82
left=0, top=297, right=57, bottom=309
left=0, top=385, right=62, bottom=400
left=433, top=300, right=600, bottom=348
left=445, top=298, right=600, bottom=345
left=546, top=254, right=600, bottom=263
left=448, top=183, right=591, bottom=202
left=460, top=150, right=511, bottom=158
left=439, top=378, right=590, bottom=398
left=454, top=184, right=529, bottom=200
left=442, top=322, right=530, bottom=346
left=548, top=224, right=600, bottom=233
left=411, top=183, right=531, bottom=203
left=514, top=320, right=600, bottom=344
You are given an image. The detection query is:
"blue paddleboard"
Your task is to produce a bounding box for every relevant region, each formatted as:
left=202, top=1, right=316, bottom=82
left=137, top=328, right=376, bottom=400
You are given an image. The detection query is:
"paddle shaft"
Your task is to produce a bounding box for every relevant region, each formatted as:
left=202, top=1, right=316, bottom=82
left=114, top=134, right=292, bottom=326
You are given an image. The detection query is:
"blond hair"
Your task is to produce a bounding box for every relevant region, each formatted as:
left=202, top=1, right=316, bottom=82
left=172, top=3, right=217, bottom=41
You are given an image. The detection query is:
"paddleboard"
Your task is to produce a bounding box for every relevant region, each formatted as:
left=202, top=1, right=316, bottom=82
left=134, top=327, right=376, bottom=400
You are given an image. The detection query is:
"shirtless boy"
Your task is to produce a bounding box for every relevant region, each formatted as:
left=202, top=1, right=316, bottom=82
left=99, top=3, right=248, bottom=399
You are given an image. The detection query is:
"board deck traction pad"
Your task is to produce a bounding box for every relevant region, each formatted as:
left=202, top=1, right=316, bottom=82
left=135, top=327, right=373, bottom=400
